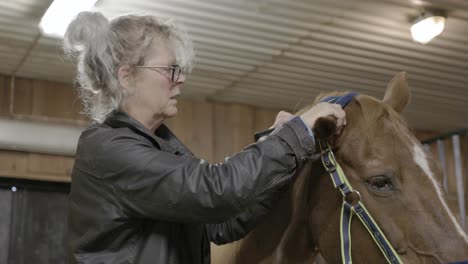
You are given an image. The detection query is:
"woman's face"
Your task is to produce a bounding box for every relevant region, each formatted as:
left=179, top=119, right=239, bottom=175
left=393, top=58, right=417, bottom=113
left=129, top=40, right=185, bottom=121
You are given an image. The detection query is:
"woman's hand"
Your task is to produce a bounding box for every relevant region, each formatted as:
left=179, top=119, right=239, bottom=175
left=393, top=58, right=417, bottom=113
left=300, top=103, right=346, bottom=135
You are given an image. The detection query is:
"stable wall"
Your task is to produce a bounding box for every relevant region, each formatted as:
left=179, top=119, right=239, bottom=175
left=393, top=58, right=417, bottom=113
left=0, top=75, right=465, bottom=214
left=0, top=75, right=278, bottom=182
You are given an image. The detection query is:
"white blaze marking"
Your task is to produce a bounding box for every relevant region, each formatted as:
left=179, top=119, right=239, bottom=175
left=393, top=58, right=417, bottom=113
left=412, top=142, right=468, bottom=242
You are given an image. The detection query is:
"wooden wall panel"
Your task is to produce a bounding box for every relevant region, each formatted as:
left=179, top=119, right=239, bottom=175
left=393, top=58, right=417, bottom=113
left=191, top=101, right=215, bottom=161
left=164, top=100, right=192, bottom=141
left=13, top=78, right=34, bottom=115
left=213, top=103, right=256, bottom=162
left=0, top=150, right=73, bottom=182
left=0, top=75, right=9, bottom=115
left=31, top=80, right=85, bottom=120
left=28, top=154, right=74, bottom=179
left=0, top=150, right=29, bottom=177
left=166, top=102, right=277, bottom=163
left=0, top=75, right=284, bottom=181
left=254, top=108, right=277, bottom=132
left=165, top=100, right=214, bottom=161
left=0, top=76, right=87, bottom=122
left=0, top=75, right=85, bottom=182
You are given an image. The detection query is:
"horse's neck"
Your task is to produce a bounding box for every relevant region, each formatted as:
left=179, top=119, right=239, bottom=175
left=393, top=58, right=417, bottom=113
left=231, top=161, right=329, bottom=264
left=231, top=187, right=294, bottom=264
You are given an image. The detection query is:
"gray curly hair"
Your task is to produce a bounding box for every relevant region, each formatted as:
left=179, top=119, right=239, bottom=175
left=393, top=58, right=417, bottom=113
left=63, top=12, right=194, bottom=123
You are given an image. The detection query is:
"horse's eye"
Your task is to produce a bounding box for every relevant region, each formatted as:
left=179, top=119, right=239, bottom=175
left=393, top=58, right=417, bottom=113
left=366, top=175, right=395, bottom=192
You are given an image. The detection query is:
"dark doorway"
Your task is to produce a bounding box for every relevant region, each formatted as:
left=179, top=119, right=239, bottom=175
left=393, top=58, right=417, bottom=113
left=0, top=178, right=70, bottom=264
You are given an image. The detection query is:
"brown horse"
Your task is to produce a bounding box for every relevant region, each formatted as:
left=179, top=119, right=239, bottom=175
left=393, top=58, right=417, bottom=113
left=212, top=72, right=468, bottom=263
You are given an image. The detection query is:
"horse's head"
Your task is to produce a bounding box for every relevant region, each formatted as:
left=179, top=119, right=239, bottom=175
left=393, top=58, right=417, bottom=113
left=278, top=72, right=468, bottom=263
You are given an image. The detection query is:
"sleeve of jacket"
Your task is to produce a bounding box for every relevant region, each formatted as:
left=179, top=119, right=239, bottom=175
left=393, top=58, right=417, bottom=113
left=85, top=117, right=316, bottom=223
left=204, top=181, right=289, bottom=245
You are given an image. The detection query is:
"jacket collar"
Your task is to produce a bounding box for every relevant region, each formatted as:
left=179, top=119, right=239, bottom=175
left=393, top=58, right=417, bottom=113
left=104, top=111, right=192, bottom=156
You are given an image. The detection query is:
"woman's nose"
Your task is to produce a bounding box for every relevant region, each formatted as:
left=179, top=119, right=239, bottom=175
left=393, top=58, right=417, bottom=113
left=177, top=72, right=186, bottom=84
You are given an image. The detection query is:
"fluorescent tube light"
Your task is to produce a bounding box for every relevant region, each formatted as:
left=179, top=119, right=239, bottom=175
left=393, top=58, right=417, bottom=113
left=39, top=0, right=98, bottom=38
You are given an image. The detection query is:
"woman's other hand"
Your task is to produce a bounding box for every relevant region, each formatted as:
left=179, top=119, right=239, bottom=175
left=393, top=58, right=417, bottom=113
left=300, top=103, right=346, bottom=135
left=270, top=111, right=294, bottom=129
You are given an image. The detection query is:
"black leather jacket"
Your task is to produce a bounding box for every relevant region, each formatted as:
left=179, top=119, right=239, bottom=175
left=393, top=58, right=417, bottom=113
left=68, top=111, right=316, bottom=264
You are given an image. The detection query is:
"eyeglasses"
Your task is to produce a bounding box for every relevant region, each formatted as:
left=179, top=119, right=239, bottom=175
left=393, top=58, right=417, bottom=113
left=136, top=64, right=182, bottom=83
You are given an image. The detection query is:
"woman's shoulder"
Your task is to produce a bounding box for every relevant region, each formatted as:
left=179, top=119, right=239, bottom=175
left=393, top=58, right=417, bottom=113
left=77, top=123, right=154, bottom=155
left=73, top=123, right=158, bottom=179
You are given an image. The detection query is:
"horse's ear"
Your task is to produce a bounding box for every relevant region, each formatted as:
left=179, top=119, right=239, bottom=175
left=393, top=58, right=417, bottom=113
left=383, top=72, right=411, bottom=113
left=313, top=116, right=337, bottom=141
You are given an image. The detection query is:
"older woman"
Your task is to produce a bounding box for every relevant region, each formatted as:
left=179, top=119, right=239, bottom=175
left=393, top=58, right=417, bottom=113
left=64, top=11, right=345, bottom=264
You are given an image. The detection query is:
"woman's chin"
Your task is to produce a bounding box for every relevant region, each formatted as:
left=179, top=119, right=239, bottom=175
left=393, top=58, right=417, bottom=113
left=164, top=108, right=178, bottom=118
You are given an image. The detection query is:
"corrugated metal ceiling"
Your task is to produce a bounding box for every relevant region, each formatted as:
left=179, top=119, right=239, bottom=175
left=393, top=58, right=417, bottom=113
left=0, top=0, right=467, bottom=131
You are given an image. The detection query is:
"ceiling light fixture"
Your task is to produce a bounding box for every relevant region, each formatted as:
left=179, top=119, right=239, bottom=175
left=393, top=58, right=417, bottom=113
left=39, top=0, right=98, bottom=38
left=410, top=10, right=447, bottom=44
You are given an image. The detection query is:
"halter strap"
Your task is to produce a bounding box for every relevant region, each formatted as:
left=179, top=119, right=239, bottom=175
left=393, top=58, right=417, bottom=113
left=319, top=93, right=403, bottom=264
left=320, top=92, right=358, bottom=108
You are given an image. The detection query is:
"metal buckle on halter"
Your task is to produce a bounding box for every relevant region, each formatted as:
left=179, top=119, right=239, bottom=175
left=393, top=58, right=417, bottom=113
left=318, top=140, right=328, bottom=150
left=320, top=148, right=330, bottom=156
left=344, top=190, right=361, bottom=207
left=323, top=160, right=337, bottom=173
left=321, top=149, right=337, bottom=173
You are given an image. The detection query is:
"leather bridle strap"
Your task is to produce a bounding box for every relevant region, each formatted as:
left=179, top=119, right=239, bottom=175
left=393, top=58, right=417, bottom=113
left=318, top=141, right=403, bottom=264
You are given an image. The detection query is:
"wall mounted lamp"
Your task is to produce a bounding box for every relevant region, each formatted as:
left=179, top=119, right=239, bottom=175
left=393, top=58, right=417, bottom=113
left=410, top=10, right=447, bottom=44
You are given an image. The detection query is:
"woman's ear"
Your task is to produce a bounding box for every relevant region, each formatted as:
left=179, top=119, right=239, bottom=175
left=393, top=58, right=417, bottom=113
left=117, top=65, right=134, bottom=92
